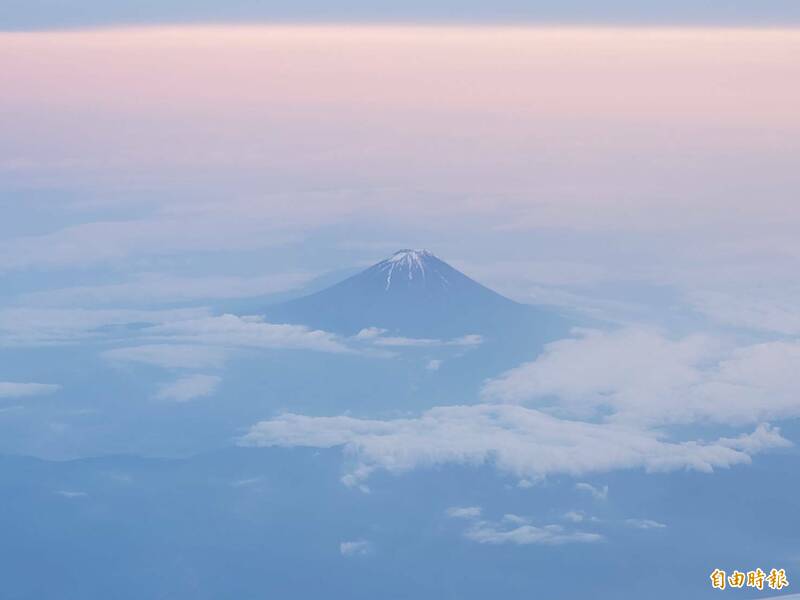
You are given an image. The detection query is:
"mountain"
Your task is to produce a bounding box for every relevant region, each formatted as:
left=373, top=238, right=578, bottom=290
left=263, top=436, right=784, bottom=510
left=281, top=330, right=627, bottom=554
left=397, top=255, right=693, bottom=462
left=264, top=249, right=565, bottom=338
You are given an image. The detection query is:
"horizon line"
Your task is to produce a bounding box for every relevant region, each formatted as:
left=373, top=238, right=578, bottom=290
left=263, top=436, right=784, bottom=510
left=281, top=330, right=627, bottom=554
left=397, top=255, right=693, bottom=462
left=4, top=20, right=800, bottom=36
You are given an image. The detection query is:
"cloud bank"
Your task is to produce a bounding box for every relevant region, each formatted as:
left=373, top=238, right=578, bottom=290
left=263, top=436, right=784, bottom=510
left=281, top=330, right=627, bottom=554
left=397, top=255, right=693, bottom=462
left=483, top=328, right=800, bottom=427
left=240, top=404, right=789, bottom=484
left=146, top=314, right=351, bottom=354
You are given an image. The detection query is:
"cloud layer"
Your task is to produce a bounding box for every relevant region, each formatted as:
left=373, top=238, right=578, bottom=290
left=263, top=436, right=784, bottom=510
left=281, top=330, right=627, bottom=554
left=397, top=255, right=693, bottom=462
left=483, top=328, right=800, bottom=427
left=240, top=404, right=789, bottom=484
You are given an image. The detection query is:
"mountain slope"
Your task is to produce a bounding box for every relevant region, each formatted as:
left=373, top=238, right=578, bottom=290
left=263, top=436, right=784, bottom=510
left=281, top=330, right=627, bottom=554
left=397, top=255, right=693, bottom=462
left=263, top=249, right=563, bottom=337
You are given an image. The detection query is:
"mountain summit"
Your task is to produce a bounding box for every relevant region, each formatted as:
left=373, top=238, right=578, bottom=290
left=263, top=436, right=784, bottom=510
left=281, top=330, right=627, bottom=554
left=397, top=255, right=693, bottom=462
left=264, top=249, right=557, bottom=337
left=375, top=249, right=445, bottom=291
left=364, top=249, right=488, bottom=295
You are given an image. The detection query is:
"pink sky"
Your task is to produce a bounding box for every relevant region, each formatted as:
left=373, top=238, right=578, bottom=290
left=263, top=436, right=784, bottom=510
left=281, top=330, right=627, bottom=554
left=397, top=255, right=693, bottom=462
left=1, top=26, right=799, bottom=231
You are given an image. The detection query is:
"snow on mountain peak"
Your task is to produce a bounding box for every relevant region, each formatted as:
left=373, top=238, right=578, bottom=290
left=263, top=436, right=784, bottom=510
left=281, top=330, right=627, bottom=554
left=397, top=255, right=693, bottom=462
left=388, top=249, right=434, bottom=262
left=379, top=249, right=437, bottom=290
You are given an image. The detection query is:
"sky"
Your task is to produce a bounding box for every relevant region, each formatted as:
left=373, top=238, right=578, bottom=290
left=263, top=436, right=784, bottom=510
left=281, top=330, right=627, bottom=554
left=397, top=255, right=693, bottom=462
left=2, top=25, right=799, bottom=310
left=2, top=6, right=800, bottom=600
left=3, top=0, right=800, bottom=29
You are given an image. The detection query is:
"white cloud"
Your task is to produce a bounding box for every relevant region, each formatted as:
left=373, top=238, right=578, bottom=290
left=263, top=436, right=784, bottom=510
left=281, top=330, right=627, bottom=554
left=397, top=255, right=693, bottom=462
left=240, top=404, right=789, bottom=485
left=689, top=288, right=800, bottom=335
left=103, top=344, right=227, bottom=369
left=340, top=540, right=372, bottom=557
left=482, top=328, right=800, bottom=427
left=625, top=518, right=667, bottom=530
left=563, top=511, right=587, bottom=523
left=354, top=327, right=387, bottom=340
left=20, top=272, right=313, bottom=307
left=353, top=328, right=483, bottom=349
left=155, top=374, right=221, bottom=402
left=502, top=514, right=530, bottom=525
left=446, top=506, right=482, bottom=519
left=444, top=506, right=601, bottom=545
left=0, top=382, right=60, bottom=398
left=371, top=334, right=483, bottom=348
left=0, top=309, right=353, bottom=361
left=0, top=306, right=355, bottom=360
left=464, top=521, right=601, bottom=546
left=575, top=483, right=608, bottom=501
left=426, top=359, right=443, bottom=371
left=147, top=314, right=350, bottom=354
left=55, top=490, right=88, bottom=499
left=0, top=307, right=210, bottom=346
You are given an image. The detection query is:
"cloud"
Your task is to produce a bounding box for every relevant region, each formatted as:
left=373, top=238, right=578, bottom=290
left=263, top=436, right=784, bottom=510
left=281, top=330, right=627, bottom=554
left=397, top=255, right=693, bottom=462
left=147, top=314, right=350, bottom=354
left=0, top=382, right=60, bottom=398
left=444, top=506, right=601, bottom=545
left=372, top=334, right=483, bottom=348
left=353, top=328, right=483, bottom=348
left=0, top=307, right=210, bottom=346
left=231, top=477, right=262, bottom=488
left=55, top=490, right=88, bottom=499
left=501, top=514, right=530, bottom=525
left=20, top=272, right=314, bottom=307
left=563, top=511, right=587, bottom=523
left=0, top=209, right=299, bottom=273
left=155, top=374, right=221, bottom=402
left=625, top=518, right=667, bottom=530
left=0, top=308, right=353, bottom=359
left=689, top=288, right=800, bottom=335
left=482, top=328, right=800, bottom=427
left=339, top=540, right=372, bottom=557
left=575, top=482, right=608, bottom=501
left=426, top=359, right=443, bottom=371
left=353, top=327, right=387, bottom=340
left=464, top=520, right=601, bottom=546
left=103, top=344, right=227, bottom=369
left=446, top=506, right=482, bottom=519
left=239, top=404, right=789, bottom=485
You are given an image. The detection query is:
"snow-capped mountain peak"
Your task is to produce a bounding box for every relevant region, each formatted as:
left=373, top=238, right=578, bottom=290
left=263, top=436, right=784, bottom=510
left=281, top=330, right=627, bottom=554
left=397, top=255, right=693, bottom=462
left=263, top=248, right=560, bottom=337
left=378, top=249, right=438, bottom=290
left=386, top=248, right=433, bottom=264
